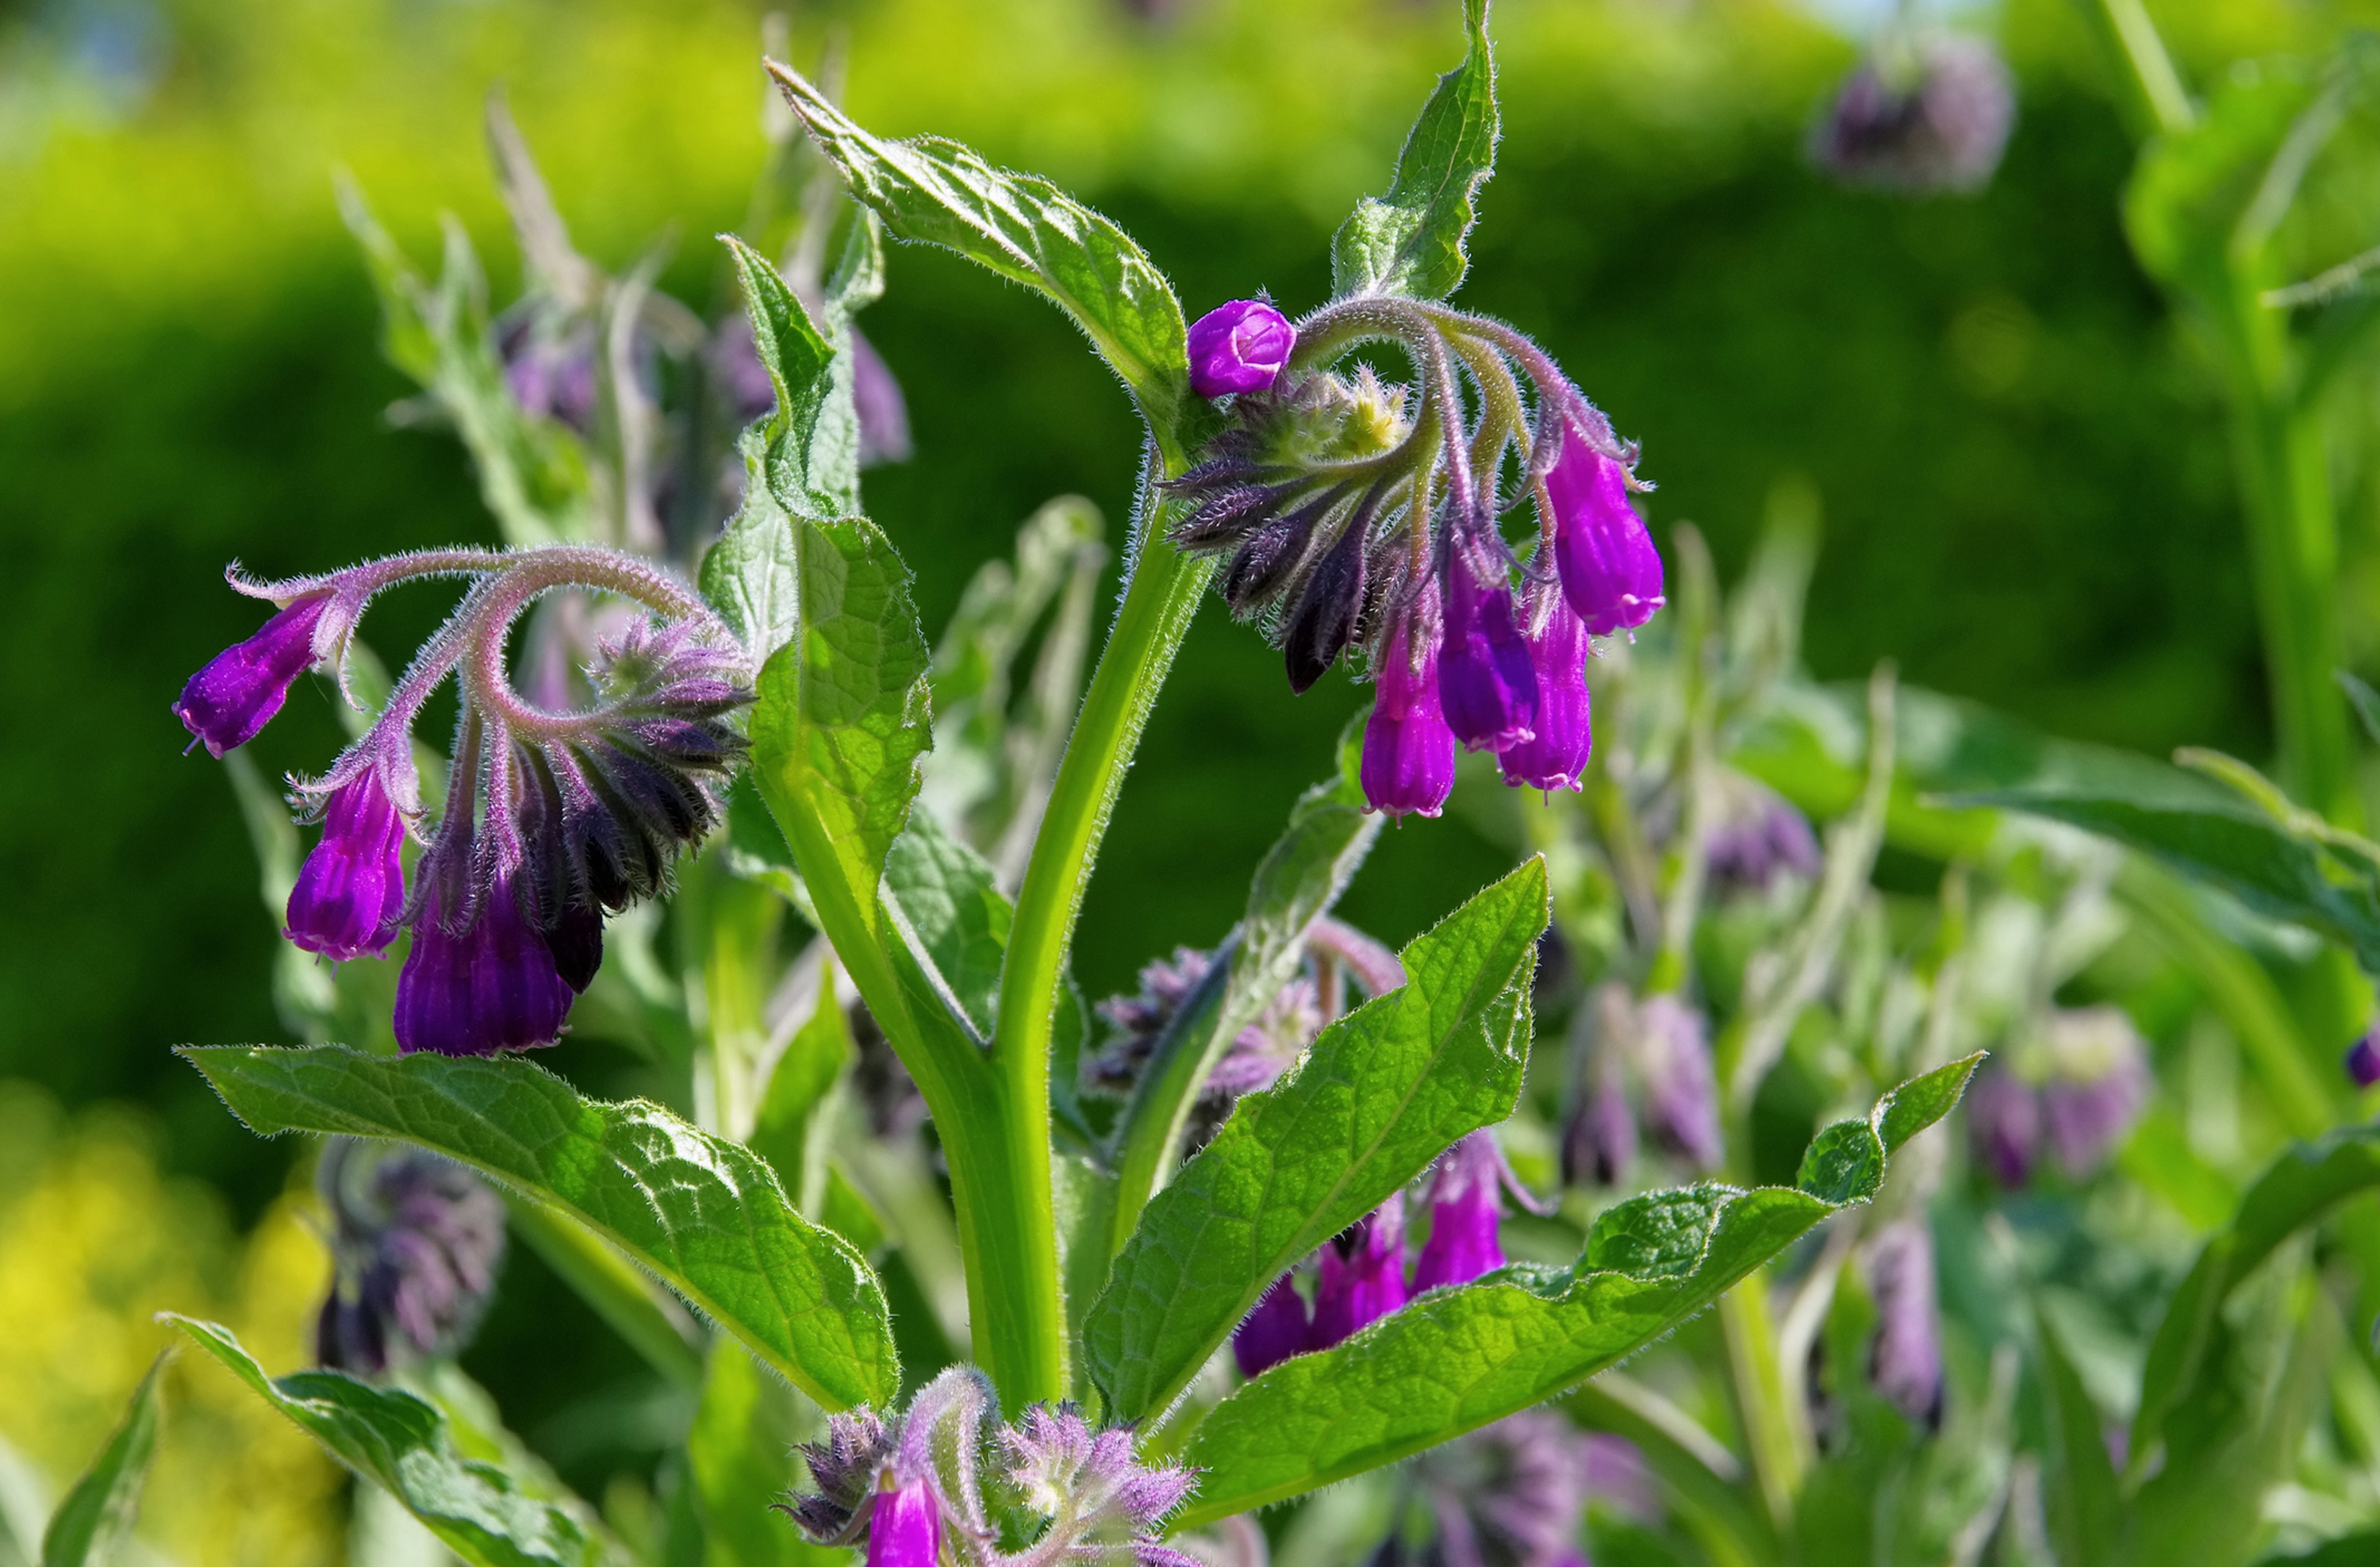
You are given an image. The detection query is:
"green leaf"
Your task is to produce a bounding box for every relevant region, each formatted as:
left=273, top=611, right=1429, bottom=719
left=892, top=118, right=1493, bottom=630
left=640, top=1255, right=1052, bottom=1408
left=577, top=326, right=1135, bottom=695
left=1085, top=859, right=1549, bottom=1424
left=1950, top=772, right=2380, bottom=975
left=765, top=62, right=1189, bottom=443
left=747, top=513, right=935, bottom=962
left=1330, top=0, right=1498, bottom=301
left=178, top=1045, right=897, bottom=1411
left=1173, top=1057, right=1980, bottom=1525
left=885, top=808, right=1012, bottom=1041
left=750, top=966, right=858, bottom=1212
left=2036, top=1306, right=2123, bottom=1567
left=39, top=1350, right=169, bottom=1567
left=167, top=1316, right=623, bottom=1567
left=2341, top=669, right=2380, bottom=747
left=2130, top=1123, right=2380, bottom=1473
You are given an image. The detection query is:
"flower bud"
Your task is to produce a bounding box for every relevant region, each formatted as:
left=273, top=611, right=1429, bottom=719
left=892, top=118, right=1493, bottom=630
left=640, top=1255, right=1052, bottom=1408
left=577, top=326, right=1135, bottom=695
left=286, top=769, right=409, bottom=962
left=1704, top=780, right=1821, bottom=892
left=2349, top=1028, right=2380, bottom=1089
left=499, top=316, right=601, bottom=432
left=1412, top=1131, right=1509, bottom=1292
left=1392, top=1411, right=1595, bottom=1567
left=174, top=595, right=332, bottom=757
left=314, top=1139, right=505, bottom=1374
left=1498, top=592, right=1592, bottom=792
left=1812, top=34, right=2015, bottom=195
left=1361, top=614, right=1457, bottom=818
left=1965, top=1064, right=2040, bottom=1187
left=1439, top=569, right=1539, bottom=752
left=2037, top=1005, right=2148, bottom=1180
left=1187, top=299, right=1296, bottom=399
left=1635, top=994, right=1721, bottom=1171
left=1561, top=1077, right=1636, bottom=1189
left=1547, top=428, right=1664, bottom=638
left=1232, top=1275, right=1311, bottom=1378
left=1310, top=1196, right=1406, bottom=1349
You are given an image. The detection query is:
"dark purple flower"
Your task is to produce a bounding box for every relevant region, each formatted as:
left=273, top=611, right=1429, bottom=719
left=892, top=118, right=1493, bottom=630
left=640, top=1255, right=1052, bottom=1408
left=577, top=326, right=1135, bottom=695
left=174, top=594, right=332, bottom=757
left=1966, top=1064, right=2040, bottom=1188
left=1635, top=994, right=1721, bottom=1171
left=1440, top=568, right=1539, bottom=753
left=2038, top=1006, right=2148, bottom=1180
left=392, top=870, right=578, bottom=1057
left=1233, top=1275, right=1311, bottom=1378
left=866, top=1484, right=940, bottom=1567
left=1547, top=427, right=1664, bottom=638
left=1311, top=1196, right=1407, bottom=1348
left=1187, top=299, right=1296, bottom=398
left=285, top=770, right=409, bottom=962
left=1363, top=614, right=1457, bottom=818
left=1813, top=34, right=2015, bottom=195
left=1413, top=1131, right=1509, bottom=1292
left=315, top=1139, right=505, bottom=1374
left=1866, top=1219, right=1943, bottom=1426
left=1498, top=592, right=1591, bottom=791
left=1704, top=782, right=1821, bottom=892
left=2350, top=1028, right=2380, bottom=1089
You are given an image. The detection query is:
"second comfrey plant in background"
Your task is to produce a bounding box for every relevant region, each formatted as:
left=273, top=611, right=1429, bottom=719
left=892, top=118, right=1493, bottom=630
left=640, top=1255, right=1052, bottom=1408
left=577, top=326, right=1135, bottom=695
left=159, top=3, right=1977, bottom=1564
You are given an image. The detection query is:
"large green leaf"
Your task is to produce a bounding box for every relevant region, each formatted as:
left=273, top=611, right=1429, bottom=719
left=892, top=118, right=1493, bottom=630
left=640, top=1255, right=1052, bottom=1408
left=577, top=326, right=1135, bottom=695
left=39, top=1350, right=169, bottom=1567
left=178, top=1046, right=896, bottom=1411
left=167, top=1317, right=622, bottom=1567
left=885, top=808, right=1012, bottom=1042
left=2129, top=1123, right=2380, bottom=1474
left=747, top=513, right=935, bottom=962
left=1085, top=860, right=1548, bottom=1424
left=1173, top=1055, right=1983, bottom=1525
left=686, top=1342, right=838, bottom=1567
left=1331, top=0, right=1498, bottom=301
left=765, top=62, right=1188, bottom=441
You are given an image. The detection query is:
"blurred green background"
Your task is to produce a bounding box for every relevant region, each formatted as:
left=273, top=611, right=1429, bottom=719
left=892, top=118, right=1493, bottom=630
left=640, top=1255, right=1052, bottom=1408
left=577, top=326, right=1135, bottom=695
left=0, top=0, right=2357, bottom=1527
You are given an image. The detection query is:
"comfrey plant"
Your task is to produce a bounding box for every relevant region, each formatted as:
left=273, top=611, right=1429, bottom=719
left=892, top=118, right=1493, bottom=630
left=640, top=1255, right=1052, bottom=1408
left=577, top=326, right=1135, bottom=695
left=148, top=7, right=1986, bottom=1566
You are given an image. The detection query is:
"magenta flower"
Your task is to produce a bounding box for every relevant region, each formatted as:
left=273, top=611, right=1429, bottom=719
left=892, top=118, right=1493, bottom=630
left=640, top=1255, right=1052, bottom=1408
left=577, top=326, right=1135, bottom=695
left=1361, top=614, right=1457, bottom=818
left=1546, top=427, right=1664, bottom=637
left=1412, top=1131, right=1510, bottom=1292
left=1187, top=298, right=1296, bottom=398
left=174, top=595, right=332, bottom=757
left=1439, top=567, right=1540, bottom=752
left=865, top=1484, right=941, bottom=1567
left=1310, top=1196, right=1407, bottom=1349
left=1499, top=592, right=1592, bottom=791
left=392, top=870, right=578, bottom=1057
left=285, top=770, right=409, bottom=962
left=1233, top=1274, right=1312, bottom=1379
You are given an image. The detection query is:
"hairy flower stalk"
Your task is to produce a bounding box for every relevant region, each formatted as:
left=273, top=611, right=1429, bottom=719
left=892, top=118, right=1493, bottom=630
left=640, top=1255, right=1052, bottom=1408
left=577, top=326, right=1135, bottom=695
left=783, top=1369, right=1198, bottom=1566
left=1170, top=294, right=1661, bottom=817
left=175, top=544, right=750, bottom=1055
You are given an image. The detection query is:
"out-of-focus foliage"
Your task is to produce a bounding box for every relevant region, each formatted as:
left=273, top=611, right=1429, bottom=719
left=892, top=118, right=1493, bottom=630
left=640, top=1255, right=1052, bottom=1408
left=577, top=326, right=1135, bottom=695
left=0, top=1083, right=340, bottom=1566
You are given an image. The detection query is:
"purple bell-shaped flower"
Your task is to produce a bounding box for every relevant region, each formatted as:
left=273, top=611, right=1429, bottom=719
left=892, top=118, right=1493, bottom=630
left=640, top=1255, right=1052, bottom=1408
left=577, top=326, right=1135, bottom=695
left=1187, top=298, right=1296, bottom=398
left=286, top=768, right=409, bottom=962
left=1362, top=613, right=1457, bottom=818
left=392, top=868, right=579, bottom=1057
left=1498, top=591, right=1591, bottom=791
left=1232, top=1274, right=1311, bottom=1378
left=1547, top=427, right=1664, bottom=637
left=1412, top=1131, right=1511, bottom=1292
left=1310, top=1196, right=1407, bottom=1349
left=865, top=1482, right=941, bottom=1567
left=174, top=594, right=332, bottom=757
left=1439, top=567, right=1539, bottom=753
left=1866, top=1219, right=1943, bottom=1426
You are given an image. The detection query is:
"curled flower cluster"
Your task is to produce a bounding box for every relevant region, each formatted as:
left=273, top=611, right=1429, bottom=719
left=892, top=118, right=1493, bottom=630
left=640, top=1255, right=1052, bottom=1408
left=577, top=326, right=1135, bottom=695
left=1234, top=1131, right=1537, bottom=1379
left=175, top=544, right=751, bottom=1057
left=783, top=1369, right=1199, bottom=1567
left=1561, top=986, right=1722, bottom=1189
left=1965, top=1004, right=2148, bottom=1187
left=1380, top=1411, right=1653, bottom=1567
left=1810, top=33, right=2015, bottom=195
left=313, top=1137, right=505, bottom=1375
left=1173, top=295, right=1665, bottom=820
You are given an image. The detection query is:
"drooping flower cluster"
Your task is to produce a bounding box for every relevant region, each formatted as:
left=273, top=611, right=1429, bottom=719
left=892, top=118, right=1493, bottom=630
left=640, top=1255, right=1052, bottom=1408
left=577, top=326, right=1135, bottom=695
left=782, top=1369, right=1199, bottom=1567
left=1374, top=1411, right=1654, bottom=1567
left=1965, top=1004, right=2148, bottom=1187
left=313, top=1137, right=506, bottom=1375
left=1810, top=33, right=2015, bottom=196
left=175, top=544, right=751, bottom=1057
left=1172, top=294, right=1664, bottom=820
left=1561, top=986, right=1723, bottom=1189
left=1234, top=1131, right=1537, bottom=1379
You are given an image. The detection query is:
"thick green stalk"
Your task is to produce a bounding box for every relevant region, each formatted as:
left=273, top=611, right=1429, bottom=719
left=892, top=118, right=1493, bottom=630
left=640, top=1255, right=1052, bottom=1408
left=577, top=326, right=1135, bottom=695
left=992, top=467, right=1214, bottom=1405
